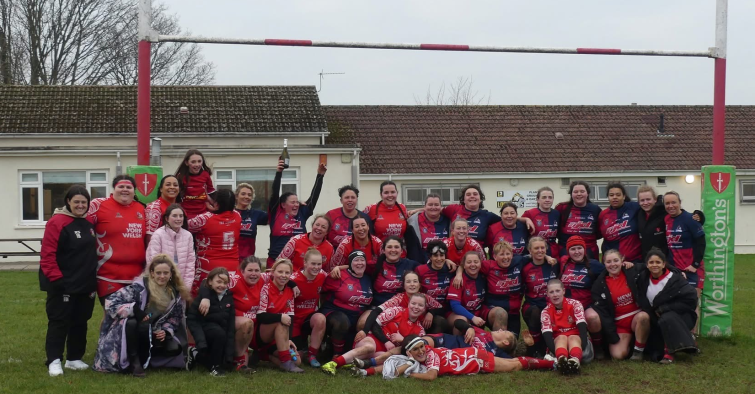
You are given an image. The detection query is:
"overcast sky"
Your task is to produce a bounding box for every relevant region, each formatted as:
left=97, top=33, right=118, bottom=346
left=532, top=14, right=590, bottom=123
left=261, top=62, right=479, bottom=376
left=158, top=0, right=753, bottom=106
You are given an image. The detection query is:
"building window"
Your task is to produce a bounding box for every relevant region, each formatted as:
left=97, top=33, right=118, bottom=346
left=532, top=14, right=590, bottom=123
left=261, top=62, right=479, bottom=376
left=402, top=184, right=475, bottom=208
left=20, top=171, right=109, bottom=223
left=215, top=168, right=299, bottom=211
left=741, top=180, right=755, bottom=204
left=590, top=182, right=646, bottom=206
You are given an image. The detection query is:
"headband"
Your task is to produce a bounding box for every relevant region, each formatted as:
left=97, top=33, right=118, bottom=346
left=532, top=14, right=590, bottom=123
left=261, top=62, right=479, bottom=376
left=115, top=180, right=133, bottom=187
left=406, top=337, right=426, bottom=352
left=430, top=244, right=447, bottom=254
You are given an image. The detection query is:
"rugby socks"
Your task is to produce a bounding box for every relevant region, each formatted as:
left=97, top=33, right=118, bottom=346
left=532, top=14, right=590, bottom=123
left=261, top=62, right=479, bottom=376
left=555, top=348, right=568, bottom=359
left=517, top=357, right=555, bottom=370
left=591, top=333, right=603, bottom=348
left=569, top=347, right=583, bottom=362
left=634, top=340, right=645, bottom=353
left=333, top=355, right=347, bottom=367
left=279, top=350, right=292, bottom=363
left=369, top=358, right=377, bottom=367
left=308, top=346, right=319, bottom=358
left=333, top=339, right=346, bottom=355
left=233, top=355, right=246, bottom=365
left=365, top=367, right=376, bottom=376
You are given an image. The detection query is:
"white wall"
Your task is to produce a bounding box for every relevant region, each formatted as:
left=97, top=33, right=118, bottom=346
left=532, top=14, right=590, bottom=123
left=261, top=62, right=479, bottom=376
left=0, top=136, right=355, bottom=260
left=361, top=173, right=754, bottom=254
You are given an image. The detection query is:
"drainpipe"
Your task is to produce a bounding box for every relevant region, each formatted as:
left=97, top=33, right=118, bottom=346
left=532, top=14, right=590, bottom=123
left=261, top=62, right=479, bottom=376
left=116, top=152, right=122, bottom=175
left=150, top=137, right=162, bottom=166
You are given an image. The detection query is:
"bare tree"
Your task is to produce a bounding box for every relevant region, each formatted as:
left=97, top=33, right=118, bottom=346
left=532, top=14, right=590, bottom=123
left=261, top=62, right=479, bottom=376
left=0, top=0, right=214, bottom=85
left=414, top=76, right=491, bottom=105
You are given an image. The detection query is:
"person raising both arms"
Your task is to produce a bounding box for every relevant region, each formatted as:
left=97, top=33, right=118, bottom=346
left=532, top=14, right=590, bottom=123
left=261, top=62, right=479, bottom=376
left=591, top=250, right=650, bottom=361
left=326, top=185, right=372, bottom=246
left=522, top=187, right=561, bottom=257
left=144, top=175, right=181, bottom=243
left=363, top=181, right=409, bottom=241
left=268, top=158, right=327, bottom=265
left=555, top=181, right=602, bottom=259
left=406, top=194, right=450, bottom=263
left=598, top=182, right=643, bottom=263
left=486, top=202, right=530, bottom=256
left=176, top=149, right=215, bottom=220
left=278, top=214, right=334, bottom=271
left=329, top=216, right=383, bottom=275
left=235, top=183, right=268, bottom=261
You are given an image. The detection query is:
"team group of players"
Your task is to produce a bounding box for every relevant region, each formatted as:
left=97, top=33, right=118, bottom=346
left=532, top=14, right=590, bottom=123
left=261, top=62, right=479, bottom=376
left=50, top=149, right=706, bottom=379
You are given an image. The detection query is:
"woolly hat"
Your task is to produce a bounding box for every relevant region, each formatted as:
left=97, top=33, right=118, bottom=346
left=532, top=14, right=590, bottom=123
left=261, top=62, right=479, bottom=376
left=566, top=236, right=586, bottom=252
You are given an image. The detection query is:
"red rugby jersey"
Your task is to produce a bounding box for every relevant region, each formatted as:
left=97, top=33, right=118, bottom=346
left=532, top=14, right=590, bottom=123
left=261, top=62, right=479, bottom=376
left=541, top=297, right=586, bottom=337
left=443, top=237, right=484, bottom=264
left=278, top=233, right=334, bottom=271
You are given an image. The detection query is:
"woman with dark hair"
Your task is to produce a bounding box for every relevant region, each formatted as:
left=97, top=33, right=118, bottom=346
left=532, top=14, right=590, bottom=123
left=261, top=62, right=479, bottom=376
left=636, top=249, right=699, bottom=363
left=486, top=202, right=530, bottom=256
left=176, top=149, right=215, bottom=219
left=371, top=237, right=421, bottom=305
left=326, top=184, right=371, bottom=246
left=440, top=185, right=500, bottom=245
left=93, top=254, right=191, bottom=377
left=268, top=158, right=327, bottom=265
left=363, top=181, right=409, bottom=241
left=447, top=251, right=487, bottom=329
left=188, top=189, right=241, bottom=295
left=637, top=186, right=704, bottom=258
left=146, top=204, right=195, bottom=287
left=406, top=194, right=450, bottom=263
left=278, top=214, right=334, bottom=271
left=522, top=187, right=561, bottom=257
left=145, top=175, right=181, bottom=243
left=87, top=175, right=146, bottom=302
left=40, top=185, right=97, bottom=377
left=235, top=183, right=268, bottom=261
left=320, top=251, right=374, bottom=358
left=598, top=182, right=643, bottom=263
left=415, top=240, right=454, bottom=310
left=329, top=216, right=383, bottom=275
left=555, top=180, right=602, bottom=258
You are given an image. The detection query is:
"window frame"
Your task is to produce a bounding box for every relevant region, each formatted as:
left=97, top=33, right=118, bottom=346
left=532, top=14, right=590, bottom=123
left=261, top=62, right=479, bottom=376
left=402, top=183, right=477, bottom=208
left=589, top=181, right=647, bottom=207
left=19, top=170, right=109, bottom=224
left=214, top=167, right=300, bottom=209
left=740, top=179, right=755, bottom=204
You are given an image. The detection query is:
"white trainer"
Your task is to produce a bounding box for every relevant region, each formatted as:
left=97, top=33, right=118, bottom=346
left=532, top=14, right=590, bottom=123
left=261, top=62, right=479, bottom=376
left=65, top=360, right=89, bottom=370
left=48, top=359, right=64, bottom=377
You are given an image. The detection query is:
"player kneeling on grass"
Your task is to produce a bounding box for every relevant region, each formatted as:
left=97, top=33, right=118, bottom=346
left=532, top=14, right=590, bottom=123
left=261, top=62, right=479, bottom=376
left=187, top=267, right=236, bottom=377
left=391, top=335, right=555, bottom=380
left=541, top=279, right=588, bottom=375
left=322, top=294, right=427, bottom=375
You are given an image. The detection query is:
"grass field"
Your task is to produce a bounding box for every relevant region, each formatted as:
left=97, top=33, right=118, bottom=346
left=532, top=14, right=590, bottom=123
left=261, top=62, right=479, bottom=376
left=1, top=257, right=754, bottom=394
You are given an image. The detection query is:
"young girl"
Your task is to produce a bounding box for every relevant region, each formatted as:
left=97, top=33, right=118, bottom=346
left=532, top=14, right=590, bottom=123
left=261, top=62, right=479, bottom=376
left=176, top=149, right=215, bottom=219
left=146, top=204, right=196, bottom=287
left=187, top=267, right=235, bottom=377
left=541, top=279, right=588, bottom=375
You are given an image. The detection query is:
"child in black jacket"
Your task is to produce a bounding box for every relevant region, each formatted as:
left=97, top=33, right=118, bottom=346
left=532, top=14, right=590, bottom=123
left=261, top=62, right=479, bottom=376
left=187, top=267, right=236, bottom=376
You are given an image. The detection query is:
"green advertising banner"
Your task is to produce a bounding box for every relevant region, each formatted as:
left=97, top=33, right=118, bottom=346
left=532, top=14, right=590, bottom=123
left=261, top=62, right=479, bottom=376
left=700, top=165, right=736, bottom=337
left=127, top=166, right=163, bottom=205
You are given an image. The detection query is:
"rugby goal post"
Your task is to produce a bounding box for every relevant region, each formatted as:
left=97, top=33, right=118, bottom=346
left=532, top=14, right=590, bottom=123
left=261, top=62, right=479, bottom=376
left=135, top=0, right=734, bottom=337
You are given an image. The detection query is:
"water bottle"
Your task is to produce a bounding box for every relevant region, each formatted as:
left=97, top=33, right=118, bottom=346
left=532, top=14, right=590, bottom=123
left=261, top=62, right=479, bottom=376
left=289, top=347, right=298, bottom=362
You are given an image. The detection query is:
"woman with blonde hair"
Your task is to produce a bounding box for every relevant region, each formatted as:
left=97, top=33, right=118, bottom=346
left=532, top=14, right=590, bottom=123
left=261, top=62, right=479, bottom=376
left=93, top=254, right=191, bottom=377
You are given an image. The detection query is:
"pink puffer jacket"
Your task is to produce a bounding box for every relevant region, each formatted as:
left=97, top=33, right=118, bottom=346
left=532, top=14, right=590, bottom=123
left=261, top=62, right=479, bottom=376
left=146, top=225, right=196, bottom=286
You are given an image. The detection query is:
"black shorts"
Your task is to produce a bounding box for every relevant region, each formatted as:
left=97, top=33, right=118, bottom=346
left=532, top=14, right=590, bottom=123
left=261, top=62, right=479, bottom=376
left=292, top=312, right=316, bottom=349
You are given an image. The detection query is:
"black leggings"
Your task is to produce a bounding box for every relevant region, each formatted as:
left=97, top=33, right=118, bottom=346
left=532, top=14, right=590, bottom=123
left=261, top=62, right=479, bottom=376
left=523, top=305, right=542, bottom=334
left=200, top=323, right=228, bottom=368
left=125, top=318, right=181, bottom=365
left=427, top=315, right=452, bottom=334
left=325, top=311, right=351, bottom=342
left=45, top=292, right=94, bottom=365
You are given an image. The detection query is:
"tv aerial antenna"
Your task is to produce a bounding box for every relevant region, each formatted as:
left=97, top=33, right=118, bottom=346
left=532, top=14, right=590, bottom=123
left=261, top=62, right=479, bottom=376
left=317, top=69, right=345, bottom=92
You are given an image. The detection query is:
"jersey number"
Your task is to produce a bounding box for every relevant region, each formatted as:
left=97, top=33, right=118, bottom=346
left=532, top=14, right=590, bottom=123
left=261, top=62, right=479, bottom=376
left=222, top=231, right=235, bottom=250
